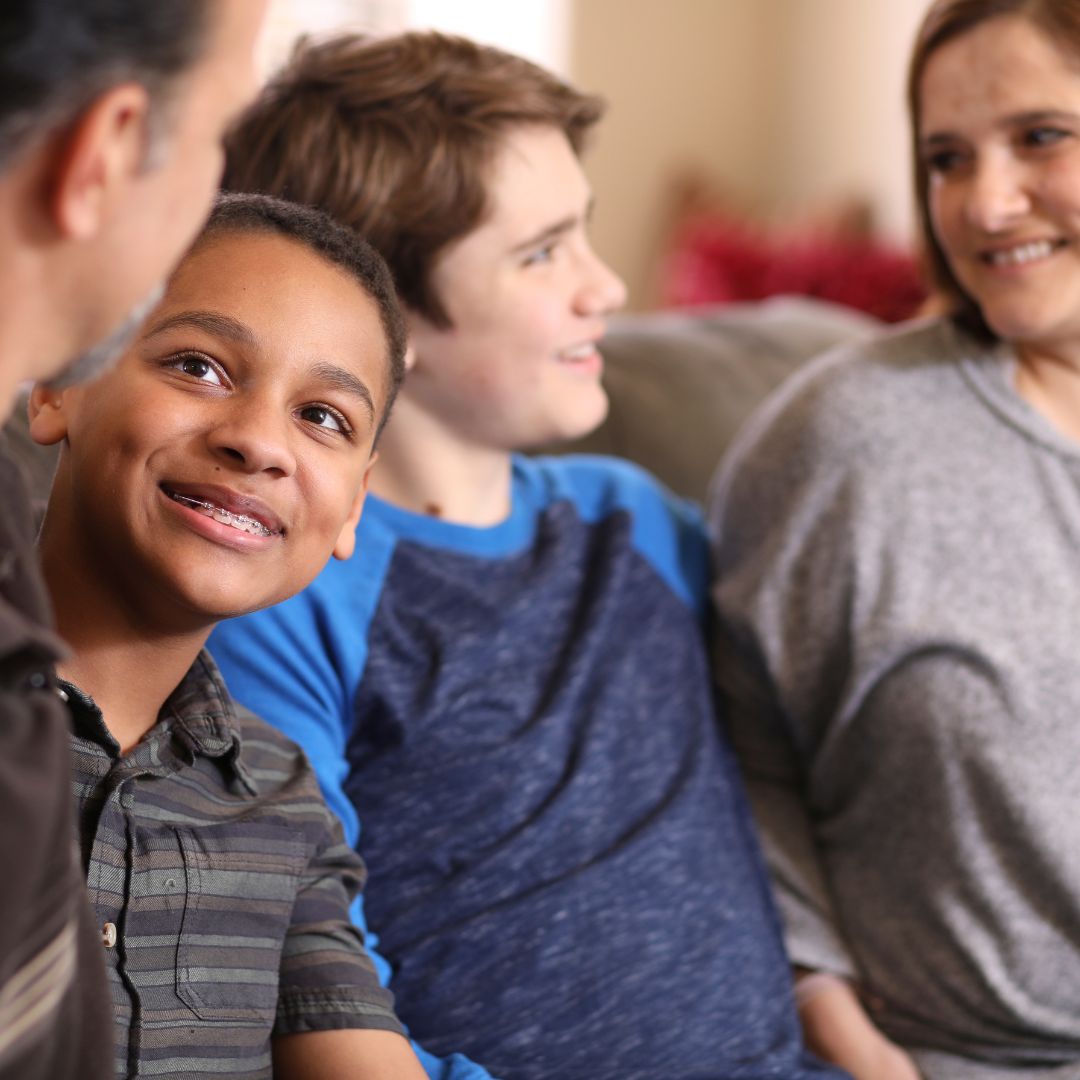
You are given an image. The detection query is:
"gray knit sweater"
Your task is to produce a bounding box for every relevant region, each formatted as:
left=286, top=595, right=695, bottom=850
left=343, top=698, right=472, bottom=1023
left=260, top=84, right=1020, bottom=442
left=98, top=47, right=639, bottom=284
left=710, top=317, right=1080, bottom=1079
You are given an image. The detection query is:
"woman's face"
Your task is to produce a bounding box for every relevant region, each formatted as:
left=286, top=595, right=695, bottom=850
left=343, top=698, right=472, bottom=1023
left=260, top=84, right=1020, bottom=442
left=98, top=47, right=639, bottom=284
left=920, top=14, right=1080, bottom=351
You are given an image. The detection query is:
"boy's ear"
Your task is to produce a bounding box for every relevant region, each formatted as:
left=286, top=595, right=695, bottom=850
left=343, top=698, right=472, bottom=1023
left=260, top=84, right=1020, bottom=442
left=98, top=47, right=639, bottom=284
left=50, top=83, right=152, bottom=241
left=27, top=383, right=72, bottom=446
left=331, top=455, right=377, bottom=561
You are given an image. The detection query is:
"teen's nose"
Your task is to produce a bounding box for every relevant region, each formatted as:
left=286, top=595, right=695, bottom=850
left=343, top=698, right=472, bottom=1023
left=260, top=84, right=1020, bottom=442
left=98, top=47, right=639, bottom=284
left=574, top=243, right=627, bottom=317
left=964, top=150, right=1031, bottom=233
left=206, top=399, right=297, bottom=477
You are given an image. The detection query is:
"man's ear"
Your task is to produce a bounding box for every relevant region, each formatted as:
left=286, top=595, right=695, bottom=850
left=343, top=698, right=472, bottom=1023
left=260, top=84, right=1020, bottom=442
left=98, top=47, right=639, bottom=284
left=50, top=83, right=152, bottom=241
left=27, top=383, right=72, bottom=446
left=331, top=455, right=377, bottom=562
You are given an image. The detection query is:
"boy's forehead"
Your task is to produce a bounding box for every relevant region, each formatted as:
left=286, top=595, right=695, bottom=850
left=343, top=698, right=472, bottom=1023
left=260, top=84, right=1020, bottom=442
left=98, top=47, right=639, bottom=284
left=159, top=231, right=391, bottom=403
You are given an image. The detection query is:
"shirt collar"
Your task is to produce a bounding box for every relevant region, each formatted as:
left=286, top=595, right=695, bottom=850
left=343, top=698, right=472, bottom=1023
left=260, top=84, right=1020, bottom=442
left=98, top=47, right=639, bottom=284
left=62, top=649, right=258, bottom=795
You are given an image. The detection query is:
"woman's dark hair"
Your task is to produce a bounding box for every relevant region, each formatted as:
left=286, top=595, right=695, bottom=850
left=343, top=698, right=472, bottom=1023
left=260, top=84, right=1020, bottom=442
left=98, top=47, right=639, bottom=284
left=908, top=0, right=1080, bottom=339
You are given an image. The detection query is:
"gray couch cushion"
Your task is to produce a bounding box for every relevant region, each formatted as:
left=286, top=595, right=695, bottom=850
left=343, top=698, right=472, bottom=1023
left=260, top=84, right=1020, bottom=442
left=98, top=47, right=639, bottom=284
left=559, top=296, right=879, bottom=503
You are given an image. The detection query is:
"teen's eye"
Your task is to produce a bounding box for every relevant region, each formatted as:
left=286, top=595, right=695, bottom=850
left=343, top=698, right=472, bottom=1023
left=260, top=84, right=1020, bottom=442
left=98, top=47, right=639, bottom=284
left=298, top=403, right=353, bottom=437
left=523, top=241, right=558, bottom=267
left=164, top=351, right=226, bottom=386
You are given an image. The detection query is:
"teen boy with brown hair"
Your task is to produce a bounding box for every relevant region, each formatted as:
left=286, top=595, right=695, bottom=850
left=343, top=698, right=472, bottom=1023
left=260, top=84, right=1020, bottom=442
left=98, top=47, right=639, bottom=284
left=0, top=5, right=266, bottom=1076
left=29, top=193, right=427, bottom=1080
left=213, top=32, right=846, bottom=1079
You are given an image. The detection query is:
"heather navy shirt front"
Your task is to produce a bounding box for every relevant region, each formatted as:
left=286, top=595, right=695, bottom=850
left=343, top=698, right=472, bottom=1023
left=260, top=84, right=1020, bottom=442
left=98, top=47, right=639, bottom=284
left=210, top=455, right=843, bottom=1080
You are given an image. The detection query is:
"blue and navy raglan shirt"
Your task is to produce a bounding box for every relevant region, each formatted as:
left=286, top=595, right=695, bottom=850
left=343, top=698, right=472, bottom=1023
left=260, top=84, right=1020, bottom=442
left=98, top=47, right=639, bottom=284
left=210, top=455, right=843, bottom=1080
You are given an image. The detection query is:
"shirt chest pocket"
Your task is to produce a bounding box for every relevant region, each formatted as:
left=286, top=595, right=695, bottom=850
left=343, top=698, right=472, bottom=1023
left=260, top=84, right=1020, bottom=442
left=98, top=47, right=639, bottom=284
left=164, top=825, right=308, bottom=1025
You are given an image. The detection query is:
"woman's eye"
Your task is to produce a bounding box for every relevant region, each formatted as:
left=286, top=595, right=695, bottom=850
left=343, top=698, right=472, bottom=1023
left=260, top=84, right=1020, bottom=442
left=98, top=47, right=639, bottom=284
left=924, top=147, right=966, bottom=175
left=166, top=352, right=225, bottom=386
left=1023, top=125, right=1069, bottom=149
left=299, top=404, right=351, bottom=436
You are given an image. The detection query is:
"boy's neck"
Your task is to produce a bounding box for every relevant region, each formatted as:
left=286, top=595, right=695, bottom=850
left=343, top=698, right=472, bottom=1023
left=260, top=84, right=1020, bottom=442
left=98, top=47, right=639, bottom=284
left=40, top=526, right=210, bottom=756
left=371, top=401, right=515, bottom=527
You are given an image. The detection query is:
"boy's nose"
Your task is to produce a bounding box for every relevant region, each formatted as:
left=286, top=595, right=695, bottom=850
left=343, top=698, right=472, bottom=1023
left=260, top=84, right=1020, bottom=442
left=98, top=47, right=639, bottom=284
left=207, top=402, right=297, bottom=477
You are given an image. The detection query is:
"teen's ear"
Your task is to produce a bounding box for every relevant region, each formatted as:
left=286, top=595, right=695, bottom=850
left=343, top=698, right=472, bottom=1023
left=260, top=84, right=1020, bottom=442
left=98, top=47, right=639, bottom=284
left=403, top=341, right=417, bottom=373
left=331, top=454, right=377, bottom=561
left=49, top=83, right=152, bottom=241
left=27, top=383, right=73, bottom=446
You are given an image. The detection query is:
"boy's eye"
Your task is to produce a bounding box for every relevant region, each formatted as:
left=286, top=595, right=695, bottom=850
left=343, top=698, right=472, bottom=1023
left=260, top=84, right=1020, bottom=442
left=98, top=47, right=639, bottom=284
left=166, top=352, right=225, bottom=386
left=298, top=404, right=352, bottom=437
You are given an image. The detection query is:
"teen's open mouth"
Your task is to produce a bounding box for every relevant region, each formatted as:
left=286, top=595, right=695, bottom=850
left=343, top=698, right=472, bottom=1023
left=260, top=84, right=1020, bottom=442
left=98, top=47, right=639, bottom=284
left=162, top=487, right=283, bottom=538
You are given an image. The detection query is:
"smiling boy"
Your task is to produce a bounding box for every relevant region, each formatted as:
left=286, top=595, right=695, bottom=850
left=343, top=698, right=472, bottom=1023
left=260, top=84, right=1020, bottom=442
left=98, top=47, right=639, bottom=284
left=28, top=193, right=426, bottom=1080
left=211, top=32, right=845, bottom=1079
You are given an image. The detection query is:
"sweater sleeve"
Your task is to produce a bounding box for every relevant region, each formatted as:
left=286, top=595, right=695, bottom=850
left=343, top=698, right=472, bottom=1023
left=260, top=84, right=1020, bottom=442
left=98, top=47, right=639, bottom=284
left=708, top=356, right=864, bottom=979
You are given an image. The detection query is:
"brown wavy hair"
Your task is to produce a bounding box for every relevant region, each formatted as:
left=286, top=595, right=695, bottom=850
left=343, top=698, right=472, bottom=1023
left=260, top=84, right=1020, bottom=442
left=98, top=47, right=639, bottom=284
left=223, top=31, right=604, bottom=327
left=908, top=0, right=1080, bottom=339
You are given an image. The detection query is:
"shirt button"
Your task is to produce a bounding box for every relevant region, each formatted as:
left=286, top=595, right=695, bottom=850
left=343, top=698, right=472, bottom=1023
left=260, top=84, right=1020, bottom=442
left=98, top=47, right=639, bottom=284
left=101, top=922, right=117, bottom=949
left=27, top=672, right=47, bottom=690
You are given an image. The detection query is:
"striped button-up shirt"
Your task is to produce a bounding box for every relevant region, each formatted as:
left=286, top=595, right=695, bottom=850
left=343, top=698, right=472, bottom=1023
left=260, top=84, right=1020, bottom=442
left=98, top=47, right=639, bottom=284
left=67, top=650, right=402, bottom=1079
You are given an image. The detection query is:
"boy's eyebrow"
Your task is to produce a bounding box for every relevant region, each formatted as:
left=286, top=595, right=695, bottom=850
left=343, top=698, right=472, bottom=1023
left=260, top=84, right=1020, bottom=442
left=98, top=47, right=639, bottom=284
left=509, top=197, right=595, bottom=255
left=142, top=310, right=259, bottom=348
left=309, top=360, right=376, bottom=423
left=143, top=310, right=376, bottom=423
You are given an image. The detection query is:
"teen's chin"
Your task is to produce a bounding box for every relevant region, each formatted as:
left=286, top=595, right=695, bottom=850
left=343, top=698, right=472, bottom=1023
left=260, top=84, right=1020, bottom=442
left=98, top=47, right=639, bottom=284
left=557, top=383, right=610, bottom=443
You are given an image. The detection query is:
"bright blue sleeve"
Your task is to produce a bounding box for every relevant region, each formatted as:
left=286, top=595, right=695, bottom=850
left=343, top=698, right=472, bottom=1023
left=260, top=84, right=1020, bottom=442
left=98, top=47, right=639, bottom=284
left=209, top=525, right=495, bottom=1080
left=529, top=454, right=710, bottom=617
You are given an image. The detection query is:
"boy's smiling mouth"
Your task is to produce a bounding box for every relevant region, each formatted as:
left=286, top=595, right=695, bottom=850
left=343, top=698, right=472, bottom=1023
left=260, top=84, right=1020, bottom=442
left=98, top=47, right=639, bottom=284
left=161, top=485, right=284, bottom=538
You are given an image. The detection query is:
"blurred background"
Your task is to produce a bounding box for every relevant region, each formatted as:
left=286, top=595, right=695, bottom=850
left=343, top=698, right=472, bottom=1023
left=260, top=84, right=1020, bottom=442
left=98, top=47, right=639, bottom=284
left=260, top=0, right=932, bottom=321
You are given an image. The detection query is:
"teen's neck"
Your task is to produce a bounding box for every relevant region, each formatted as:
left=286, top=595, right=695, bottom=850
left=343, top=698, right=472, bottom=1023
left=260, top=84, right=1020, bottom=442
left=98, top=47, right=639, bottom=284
left=40, top=535, right=209, bottom=756
left=371, top=402, right=514, bottom=527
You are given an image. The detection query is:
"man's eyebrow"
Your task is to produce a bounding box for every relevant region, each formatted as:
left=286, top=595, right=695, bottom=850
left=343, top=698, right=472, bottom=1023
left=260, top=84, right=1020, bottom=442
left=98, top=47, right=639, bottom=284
left=309, top=360, right=376, bottom=423
left=142, top=309, right=259, bottom=348
left=509, top=198, right=595, bottom=256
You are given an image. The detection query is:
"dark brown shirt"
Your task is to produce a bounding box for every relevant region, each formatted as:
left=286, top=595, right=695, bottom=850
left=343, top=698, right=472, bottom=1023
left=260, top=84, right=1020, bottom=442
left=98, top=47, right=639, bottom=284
left=67, top=649, right=402, bottom=1079
left=0, top=439, right=111, bottom=1079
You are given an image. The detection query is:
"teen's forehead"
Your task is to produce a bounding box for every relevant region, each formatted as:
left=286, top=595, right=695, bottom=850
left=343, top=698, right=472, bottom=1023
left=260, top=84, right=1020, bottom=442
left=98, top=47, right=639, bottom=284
left=483, top=125, right=592, bottom=232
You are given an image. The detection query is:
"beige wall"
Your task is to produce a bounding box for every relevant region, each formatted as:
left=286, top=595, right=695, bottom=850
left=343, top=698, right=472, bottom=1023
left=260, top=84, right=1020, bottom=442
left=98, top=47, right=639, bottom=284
left=571, top=0, right=929, bottom=310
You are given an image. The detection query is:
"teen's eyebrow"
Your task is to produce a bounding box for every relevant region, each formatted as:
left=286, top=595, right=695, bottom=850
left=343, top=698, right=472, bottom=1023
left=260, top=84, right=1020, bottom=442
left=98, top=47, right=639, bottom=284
left=509, top=197, right=596, bottom=256
left=309, top=360, right=376, bottom=424
left=141, top=309, right=259, bottom=348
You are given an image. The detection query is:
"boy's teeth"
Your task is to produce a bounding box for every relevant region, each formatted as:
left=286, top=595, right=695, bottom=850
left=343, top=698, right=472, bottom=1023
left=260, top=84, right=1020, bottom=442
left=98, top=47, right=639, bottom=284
left=171, top=492, right=273, bottom=537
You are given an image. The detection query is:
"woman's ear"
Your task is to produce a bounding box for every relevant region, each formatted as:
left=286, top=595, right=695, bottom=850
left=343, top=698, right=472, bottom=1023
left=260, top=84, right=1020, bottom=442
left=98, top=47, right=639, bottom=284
left=27, top=383, right=72, bottom=446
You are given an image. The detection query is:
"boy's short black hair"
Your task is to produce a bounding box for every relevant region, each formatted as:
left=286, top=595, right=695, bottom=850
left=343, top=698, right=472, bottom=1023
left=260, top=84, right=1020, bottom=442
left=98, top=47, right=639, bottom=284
left=196, top=192, right=408, bottom=438
left=0, top=0, right=211, bottom=168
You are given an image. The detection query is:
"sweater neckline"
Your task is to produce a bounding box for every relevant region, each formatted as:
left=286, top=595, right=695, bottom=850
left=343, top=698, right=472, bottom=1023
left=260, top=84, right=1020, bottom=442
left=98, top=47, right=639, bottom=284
left=954, top=323, right=1080, bottom=463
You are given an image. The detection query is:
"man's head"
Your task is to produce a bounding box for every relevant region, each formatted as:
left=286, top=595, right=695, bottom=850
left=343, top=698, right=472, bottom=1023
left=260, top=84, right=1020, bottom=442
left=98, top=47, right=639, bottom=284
left=30, top=193, right=407, bottom=632
left=0, top=0, right=267, bottom=409
left=226, top=31, right=626, bottom=452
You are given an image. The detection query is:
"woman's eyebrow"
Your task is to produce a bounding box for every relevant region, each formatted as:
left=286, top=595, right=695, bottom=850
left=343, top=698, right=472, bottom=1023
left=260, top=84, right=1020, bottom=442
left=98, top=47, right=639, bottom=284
left=142, top=309, right=258, bottom=348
